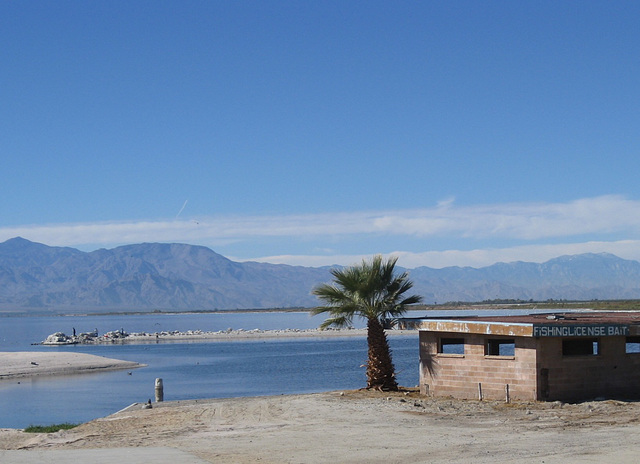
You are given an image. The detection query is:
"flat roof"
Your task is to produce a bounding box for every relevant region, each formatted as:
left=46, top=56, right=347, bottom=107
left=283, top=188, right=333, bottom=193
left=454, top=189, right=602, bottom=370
left=397, top=311, right=640, bottom=337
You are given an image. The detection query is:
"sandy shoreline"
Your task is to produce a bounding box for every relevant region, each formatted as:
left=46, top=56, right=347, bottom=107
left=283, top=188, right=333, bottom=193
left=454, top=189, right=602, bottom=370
left=115, top=327, right=413, bottom=342
left=38, top=327, right=415, bottom=345
left=0, top=352, right=143, bottom=381
left=4, top=340, right=640, bottom=462
left=2, top=389, right=640, bottom=463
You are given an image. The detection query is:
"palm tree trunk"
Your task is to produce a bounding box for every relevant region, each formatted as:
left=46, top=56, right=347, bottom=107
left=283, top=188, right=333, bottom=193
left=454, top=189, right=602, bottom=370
left=366, top=317, right=398, bottom=391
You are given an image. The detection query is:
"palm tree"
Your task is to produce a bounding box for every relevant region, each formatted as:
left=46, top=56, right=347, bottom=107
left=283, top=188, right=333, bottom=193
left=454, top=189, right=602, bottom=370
left=312, top=255, right=422, bottom=391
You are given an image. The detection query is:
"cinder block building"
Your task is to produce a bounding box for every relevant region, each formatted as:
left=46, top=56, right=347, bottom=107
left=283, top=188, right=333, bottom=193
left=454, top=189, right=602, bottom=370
left=398, top=312, right=640, bottom=402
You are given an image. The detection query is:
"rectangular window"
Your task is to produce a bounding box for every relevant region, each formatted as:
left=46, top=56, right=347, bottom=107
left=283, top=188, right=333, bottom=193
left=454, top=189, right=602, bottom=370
left=439, top=338, right=464, bottom=355
left=562, top=338, right=599, bottom=356
left=486, top=339, right=515, bottom=357
left=626, top=336, right=640, bottom=354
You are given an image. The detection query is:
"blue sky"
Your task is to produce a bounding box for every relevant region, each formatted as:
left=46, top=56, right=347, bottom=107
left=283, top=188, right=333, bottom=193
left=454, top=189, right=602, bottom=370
left=2, top=1, right=640, bottom=269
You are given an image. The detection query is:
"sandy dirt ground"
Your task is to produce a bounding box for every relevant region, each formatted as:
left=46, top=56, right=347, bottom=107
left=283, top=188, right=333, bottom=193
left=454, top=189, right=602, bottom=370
left=0, top=352, right=143, bottom=380
left=2, top=388, right=640, bottom=463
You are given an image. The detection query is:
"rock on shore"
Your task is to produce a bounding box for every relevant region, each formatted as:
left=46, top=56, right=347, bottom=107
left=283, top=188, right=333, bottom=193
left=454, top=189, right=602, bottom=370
left=39, top=327, right=407, bottom=345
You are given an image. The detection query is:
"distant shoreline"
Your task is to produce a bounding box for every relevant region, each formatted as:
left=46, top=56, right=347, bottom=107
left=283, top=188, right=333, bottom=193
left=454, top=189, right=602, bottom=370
left=38, top=327, right=416, bottom=345
left=0, top=302, right=575, bottom=318
left=0, top=307, right=317, bottom=318
left=104, top=327, right=416, bottom=343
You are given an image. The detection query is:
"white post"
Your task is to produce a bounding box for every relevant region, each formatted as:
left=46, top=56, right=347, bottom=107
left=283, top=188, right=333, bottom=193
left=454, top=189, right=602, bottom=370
left=155, top=378, right=164, bottom=402
left=505, top=384, right=510, bottom=403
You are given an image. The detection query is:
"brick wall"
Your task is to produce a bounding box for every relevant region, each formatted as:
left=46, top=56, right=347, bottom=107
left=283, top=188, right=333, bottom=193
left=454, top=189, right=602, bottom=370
left=538, top=336, right=640, bottom=402
left=419, top=331, right=538, bottom=401
left=419, top=331, right=640, bottom=402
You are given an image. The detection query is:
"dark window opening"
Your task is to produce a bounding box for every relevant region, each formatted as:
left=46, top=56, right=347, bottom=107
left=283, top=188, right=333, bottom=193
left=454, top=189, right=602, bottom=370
left=562, top=338, right=599, bottom=356
left=626, top=336, right=640, bottom=354
left=439, top=338, right=464, bottom=355
left=486, top=339, right=515, bottom=356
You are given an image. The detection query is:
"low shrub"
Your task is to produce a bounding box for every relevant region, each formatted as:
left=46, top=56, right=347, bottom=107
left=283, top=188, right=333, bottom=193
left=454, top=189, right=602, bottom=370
left=23, top=423, right=79, bottom=433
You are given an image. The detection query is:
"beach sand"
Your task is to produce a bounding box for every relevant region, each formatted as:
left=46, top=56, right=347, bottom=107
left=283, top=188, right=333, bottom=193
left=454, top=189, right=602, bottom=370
left=0, top=352, right=143, bottom=380
left=1, top=352, right=640, bottom=462
left=1, top=388, right=640, bottom=463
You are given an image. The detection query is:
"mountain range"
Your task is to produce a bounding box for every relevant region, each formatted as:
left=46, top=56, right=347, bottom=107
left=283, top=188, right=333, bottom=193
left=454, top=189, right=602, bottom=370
left=2, top=237, right=640, bottom=314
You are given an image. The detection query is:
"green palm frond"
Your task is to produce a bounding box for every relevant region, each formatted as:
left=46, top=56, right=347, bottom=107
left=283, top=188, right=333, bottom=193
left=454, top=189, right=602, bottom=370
left=311, top=255, right=423, bottom=391
left=312, top=254, right=422, bottom=326
left=318, top=314, right=353, bottom=330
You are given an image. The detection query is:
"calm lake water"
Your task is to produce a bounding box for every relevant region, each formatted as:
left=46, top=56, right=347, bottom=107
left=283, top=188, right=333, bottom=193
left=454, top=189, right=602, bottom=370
left=0, top=309, right=557, bottom=428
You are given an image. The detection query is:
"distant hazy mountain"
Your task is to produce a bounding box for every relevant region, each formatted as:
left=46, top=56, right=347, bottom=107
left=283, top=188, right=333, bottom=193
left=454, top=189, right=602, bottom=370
left=0, top=237, right=331, bottom=312
left=409, top=253, right=640, bottom=304
left=1, top=237, right=640, bottom=313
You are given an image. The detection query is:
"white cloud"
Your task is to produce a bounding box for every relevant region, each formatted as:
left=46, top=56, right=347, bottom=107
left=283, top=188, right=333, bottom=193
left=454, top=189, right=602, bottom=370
left=370, top=195, right=640, bottom=240
left=391, top=240, right=640, bottom=268
left=250, top=240, right=640, bottom=269
left=2, top=195, right=640, bottom=268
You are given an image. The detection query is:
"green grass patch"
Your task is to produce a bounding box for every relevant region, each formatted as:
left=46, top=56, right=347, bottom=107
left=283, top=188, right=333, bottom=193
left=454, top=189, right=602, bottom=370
left=23, top=423, right=80, bottom=433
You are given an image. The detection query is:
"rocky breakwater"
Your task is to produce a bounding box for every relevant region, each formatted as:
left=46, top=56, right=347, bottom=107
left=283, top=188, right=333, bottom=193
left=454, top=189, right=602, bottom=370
left=38, top=327, right=376, bottom=345
left=40, top=328, right=129, bottom=345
